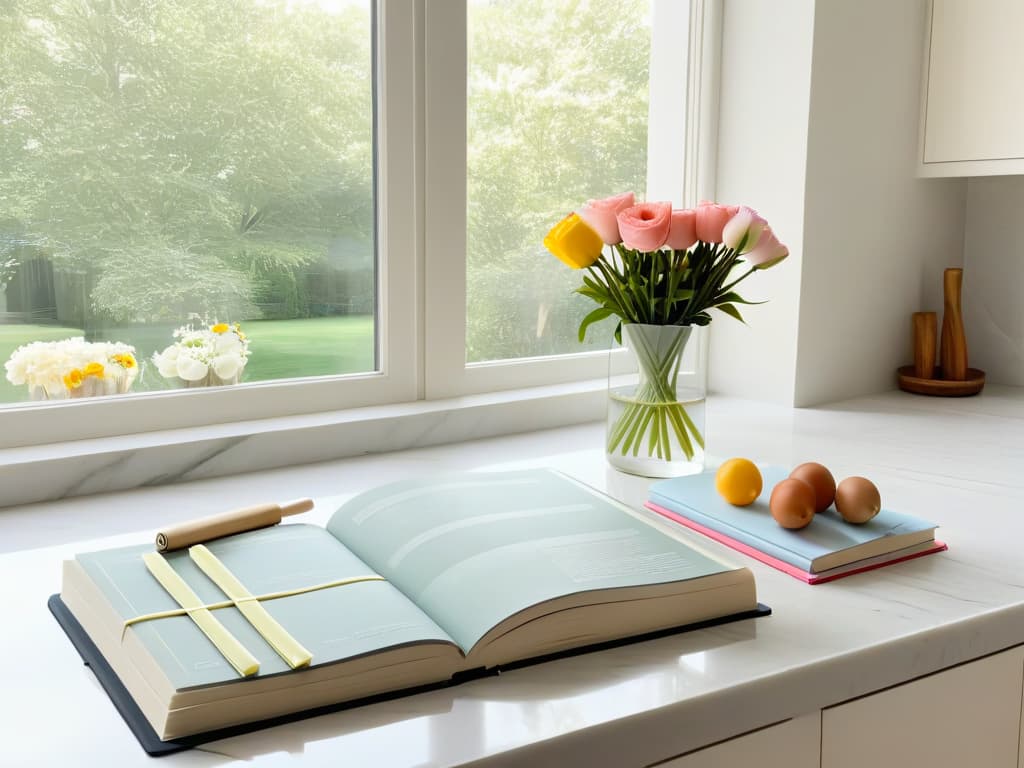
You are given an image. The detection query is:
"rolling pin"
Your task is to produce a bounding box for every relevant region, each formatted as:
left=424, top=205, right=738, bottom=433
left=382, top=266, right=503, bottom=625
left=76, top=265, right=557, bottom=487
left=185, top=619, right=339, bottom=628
left=155, top=498, right=314, bottom=552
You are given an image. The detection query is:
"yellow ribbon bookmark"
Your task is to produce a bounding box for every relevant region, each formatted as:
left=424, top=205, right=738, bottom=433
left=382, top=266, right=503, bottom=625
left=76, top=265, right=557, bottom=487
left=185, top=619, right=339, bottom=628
left=123, top=574, right=386, bottom=631
left=141, top=552, right=260, bottom=677
left=189, top=545, right=313, bottom=669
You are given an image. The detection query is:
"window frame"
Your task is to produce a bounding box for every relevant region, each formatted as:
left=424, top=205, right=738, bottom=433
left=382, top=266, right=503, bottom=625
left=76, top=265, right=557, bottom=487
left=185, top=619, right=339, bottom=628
left=423, top=0, right=717, bottom=399
left=0, top=0, right=420, bottom=449
left=0, top=0, right=718, bottom=450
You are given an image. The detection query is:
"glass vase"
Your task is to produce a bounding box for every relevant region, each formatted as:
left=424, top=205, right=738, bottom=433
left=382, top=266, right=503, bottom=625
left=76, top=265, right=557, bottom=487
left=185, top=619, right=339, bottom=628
left=606, top=323, right=706, bottom=478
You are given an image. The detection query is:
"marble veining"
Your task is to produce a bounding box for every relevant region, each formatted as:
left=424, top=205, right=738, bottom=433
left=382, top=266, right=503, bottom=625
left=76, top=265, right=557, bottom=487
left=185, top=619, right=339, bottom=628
left=2, top=388, right=1024, bottom=766
left=0, top=382, right=606, bottom=509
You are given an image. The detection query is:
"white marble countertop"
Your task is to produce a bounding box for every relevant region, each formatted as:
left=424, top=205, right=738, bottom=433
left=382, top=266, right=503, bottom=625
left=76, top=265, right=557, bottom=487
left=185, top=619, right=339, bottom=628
left=3, top=388, right=1024, bottom=767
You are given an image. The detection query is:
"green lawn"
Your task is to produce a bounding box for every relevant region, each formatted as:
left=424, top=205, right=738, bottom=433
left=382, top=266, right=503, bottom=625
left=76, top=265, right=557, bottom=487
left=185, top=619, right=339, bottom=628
left=0, top=316, right=375, bottom=404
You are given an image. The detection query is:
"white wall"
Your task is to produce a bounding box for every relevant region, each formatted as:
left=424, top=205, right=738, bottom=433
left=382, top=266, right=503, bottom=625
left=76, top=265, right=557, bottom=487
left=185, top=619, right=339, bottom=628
left=710, top=0, right=968, bottom=406
left=962, top=177, right=1024, bottom=384
left=709, top=0, right=814, bottom=406
left=792, top=0, right=966, bottom=406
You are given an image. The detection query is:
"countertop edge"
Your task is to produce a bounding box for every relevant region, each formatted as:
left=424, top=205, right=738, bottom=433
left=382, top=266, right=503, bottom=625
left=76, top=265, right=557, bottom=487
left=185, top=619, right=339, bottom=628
left=463, top=602, right=1024, bottom=766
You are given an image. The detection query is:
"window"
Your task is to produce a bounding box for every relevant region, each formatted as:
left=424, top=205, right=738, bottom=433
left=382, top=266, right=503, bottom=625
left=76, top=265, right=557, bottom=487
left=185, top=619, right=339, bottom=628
left=0, top=0, right=714, bottom=446
left=464, top=0, right=652, bottom=364
left=1, top=0, right=377, bottom=398
left=424, top=0, right=709, bottom=398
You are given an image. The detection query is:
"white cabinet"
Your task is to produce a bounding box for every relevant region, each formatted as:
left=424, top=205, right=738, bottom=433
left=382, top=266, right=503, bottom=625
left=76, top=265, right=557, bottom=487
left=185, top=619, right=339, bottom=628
left=919, top=0, right=1024, bottom=176
left=1020, top=676, right=1024, bottom=768
left=660, top=714, right=820, bottom=768
left=821, top=646, right=1024, bottom=768
left=659, top=646, right=1024, bottom=768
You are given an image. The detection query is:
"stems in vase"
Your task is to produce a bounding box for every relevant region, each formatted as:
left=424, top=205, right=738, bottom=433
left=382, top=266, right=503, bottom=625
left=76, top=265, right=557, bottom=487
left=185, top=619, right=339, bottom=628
left=609, top=324, right=704, bottom=465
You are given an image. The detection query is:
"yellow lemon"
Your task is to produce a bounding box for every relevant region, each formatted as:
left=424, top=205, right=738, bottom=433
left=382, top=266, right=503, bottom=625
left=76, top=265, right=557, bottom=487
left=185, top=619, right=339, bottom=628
left=715, top=458, right=763, bottom=506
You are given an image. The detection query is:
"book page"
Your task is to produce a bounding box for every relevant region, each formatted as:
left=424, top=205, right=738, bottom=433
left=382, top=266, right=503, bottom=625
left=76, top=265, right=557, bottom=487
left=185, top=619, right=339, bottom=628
left=76, top=524, right=458, bottom=690
left=326, top=469, right=737, bottom=654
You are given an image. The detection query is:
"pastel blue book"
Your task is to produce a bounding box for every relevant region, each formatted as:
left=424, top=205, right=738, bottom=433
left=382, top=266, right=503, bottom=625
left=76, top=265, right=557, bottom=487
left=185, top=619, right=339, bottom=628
left=648, top=467, right=941, bottom=580
left=57, top=468, right=761, bottom=745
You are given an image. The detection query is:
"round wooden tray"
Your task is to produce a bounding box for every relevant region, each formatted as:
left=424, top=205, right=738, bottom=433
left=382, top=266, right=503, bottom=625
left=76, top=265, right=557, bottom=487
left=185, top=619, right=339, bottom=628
left=897, top=366, right=985, bottom=397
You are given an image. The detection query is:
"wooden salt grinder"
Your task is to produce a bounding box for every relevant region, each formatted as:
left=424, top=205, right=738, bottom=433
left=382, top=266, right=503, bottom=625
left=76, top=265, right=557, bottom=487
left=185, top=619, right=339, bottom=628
left=939, top=267, right=968, bottom=381
left=912, top=312, right=937, bottom=380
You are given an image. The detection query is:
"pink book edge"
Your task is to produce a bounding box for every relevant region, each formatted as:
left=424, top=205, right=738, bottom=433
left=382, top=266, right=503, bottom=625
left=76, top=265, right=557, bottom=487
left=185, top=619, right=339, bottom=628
left=644, top=501, right=947, bottom=585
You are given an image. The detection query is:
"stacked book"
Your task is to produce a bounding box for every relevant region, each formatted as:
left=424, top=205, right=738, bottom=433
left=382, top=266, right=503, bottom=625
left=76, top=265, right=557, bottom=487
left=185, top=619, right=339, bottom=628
left=646, top=467, right=945, bottom=584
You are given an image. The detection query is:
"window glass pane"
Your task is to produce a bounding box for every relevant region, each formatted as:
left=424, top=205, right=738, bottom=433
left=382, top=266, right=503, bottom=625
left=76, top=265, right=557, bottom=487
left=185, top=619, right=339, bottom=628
left=466, top=0, right=651, bottom=363
left=0, top=0, right=374, bottom=404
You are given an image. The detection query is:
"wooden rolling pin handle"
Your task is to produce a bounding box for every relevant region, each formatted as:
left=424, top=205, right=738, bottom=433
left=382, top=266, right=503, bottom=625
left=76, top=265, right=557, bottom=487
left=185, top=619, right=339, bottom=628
left=280, top=498, right=315, bottom=517
left=155, top=498, right=314, bottom=552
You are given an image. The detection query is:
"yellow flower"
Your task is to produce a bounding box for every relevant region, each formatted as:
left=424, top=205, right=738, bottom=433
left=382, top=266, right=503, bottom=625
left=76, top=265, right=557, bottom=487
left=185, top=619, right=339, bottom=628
left=63, top=369, right=84, bottom=390
left=543, top=213, right=604, bottom=270
left=113, top=353, right=137, bottom=369
left=211, top=323, right=230, bottom=334
left=83, top=362, right=105, bottom=379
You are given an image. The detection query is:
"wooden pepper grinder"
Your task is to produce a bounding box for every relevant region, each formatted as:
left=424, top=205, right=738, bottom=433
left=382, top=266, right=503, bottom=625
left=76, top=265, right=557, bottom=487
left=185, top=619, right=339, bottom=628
left=912, top=312, right=937, bottom=380
left=939, top=267, right=967, bottom=381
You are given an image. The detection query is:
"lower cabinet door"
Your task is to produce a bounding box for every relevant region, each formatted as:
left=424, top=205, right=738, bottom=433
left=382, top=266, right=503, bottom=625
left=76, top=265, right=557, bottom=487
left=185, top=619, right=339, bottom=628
left=659, top=713, right=820, bottom=768
left=822, top=646, right=1024, bottom=768
left=1020, top=677, right=1024, bottom=768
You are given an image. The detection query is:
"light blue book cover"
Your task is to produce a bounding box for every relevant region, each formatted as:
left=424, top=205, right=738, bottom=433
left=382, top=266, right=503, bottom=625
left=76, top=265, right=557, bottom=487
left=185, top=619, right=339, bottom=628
left=649, top=467, right=937, bottom=572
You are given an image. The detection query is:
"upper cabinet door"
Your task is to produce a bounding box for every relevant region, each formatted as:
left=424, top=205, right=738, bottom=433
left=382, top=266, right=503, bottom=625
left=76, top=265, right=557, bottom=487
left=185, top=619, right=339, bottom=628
left=920, top=0, right=1024, bottom=176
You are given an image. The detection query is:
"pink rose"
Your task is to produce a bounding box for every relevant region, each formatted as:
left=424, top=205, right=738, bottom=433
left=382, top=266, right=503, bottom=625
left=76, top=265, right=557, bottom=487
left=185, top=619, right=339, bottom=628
left=665, top=209, right=698, bottom=251
left=744, top=227, right=789, bottom=269
left=695, top=200, right=740, bottom=244
left=722, top=206, right=768, bottom=253
left=578, top=192, right=635, bottom=245
left=617, top=202, right=672, bottom=252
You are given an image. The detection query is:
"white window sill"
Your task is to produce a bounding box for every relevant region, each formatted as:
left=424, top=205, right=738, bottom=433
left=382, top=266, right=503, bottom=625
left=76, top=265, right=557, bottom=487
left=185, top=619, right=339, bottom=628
left=0, top=379, right=613, bottom=509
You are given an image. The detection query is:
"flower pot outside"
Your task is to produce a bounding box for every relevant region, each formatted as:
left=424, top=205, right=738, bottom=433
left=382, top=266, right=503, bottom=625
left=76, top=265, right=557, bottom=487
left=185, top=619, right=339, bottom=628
left=174, top=363, right=246, bottom=389
left=28, top=384, right=55, bottom=401
left=179, top=370, right=243, bottom=388
left=28, top=367, right=137, bottom=400
left=606, top=323, right=706, bottom=478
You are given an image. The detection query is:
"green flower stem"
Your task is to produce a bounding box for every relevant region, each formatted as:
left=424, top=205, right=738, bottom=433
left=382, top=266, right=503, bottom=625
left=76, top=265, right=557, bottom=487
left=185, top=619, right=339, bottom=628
left=678, top=405, right=705, bottom=449
left=632, top=408, right=655, bottom=456
left=665, top=404, right=695, bottom=457
left=648, top=409, right=661, bottom=458
left=608, top=326, right=704, bottom=462
left=718, top=265, right=757, bottom=296
left=607, top=328, right=681, bottom=450
left=607, top=396, right=647, bottom=453
left=613, top=386, right=700, bottom=461
left=594, top=258, right=641, bottom=323
left=613, top=246, right=652, bottom=323
left=686, top=245, right=736, bottom=322
left=575, top=241, right=766, bottom=341
left=663, top=409, right=671, bottom=462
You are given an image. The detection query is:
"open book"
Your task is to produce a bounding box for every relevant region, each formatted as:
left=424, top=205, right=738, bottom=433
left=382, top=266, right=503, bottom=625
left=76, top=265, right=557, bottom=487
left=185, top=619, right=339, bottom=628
left=647, top=467, right=945, bottom=584
left=58, top=469, right=759, bottom=745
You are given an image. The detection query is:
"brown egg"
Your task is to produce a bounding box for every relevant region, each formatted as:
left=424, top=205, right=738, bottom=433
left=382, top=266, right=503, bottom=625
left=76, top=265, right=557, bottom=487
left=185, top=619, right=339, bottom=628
left=790, top=462, right=836, bottom=513
left=835, top=476, right=881, bottom=524
left=769, top=478, right=816, bottom=529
